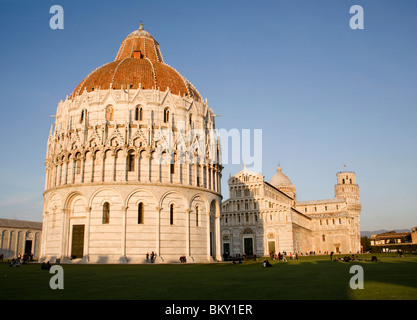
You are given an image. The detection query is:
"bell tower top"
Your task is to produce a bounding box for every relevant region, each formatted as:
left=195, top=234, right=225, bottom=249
left=336, top=171, right=356, bottom=185
left=335, top=171, right=360, bottom=207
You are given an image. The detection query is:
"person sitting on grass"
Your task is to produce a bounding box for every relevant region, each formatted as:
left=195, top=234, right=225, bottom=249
left=263, top=260, right=272, bottom=268
left=9, top=258, right=20, bottom=267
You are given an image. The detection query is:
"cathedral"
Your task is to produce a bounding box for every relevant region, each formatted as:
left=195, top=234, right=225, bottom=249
left=220, top=165, right=361, bottom=257
left=40, top=23, right=223, bottom=263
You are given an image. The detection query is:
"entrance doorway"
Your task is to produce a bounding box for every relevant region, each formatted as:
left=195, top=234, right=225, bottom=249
left=268, top=241, right=275, bottom=255
left=223, top=243, right=230, bottom=258
left=71, top=225, right=85, bottom=259
left=244, top=238, right=253, bottom=256
left=24, top=240, right=32, bottom=255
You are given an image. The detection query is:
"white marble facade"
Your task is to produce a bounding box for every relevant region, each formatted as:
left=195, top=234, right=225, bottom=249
left=41, top=24, right=223, bottom=264
left=221, top=166, right=361, bottom=257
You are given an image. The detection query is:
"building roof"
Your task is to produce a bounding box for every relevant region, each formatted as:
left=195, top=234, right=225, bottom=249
left=70, top=23, right=201, bottom=102
left=269, top=165, right=293, bottom=188
left=371, top=232, right=411, bottom=240
left=296, top=198, right=346, bottom=206
left=0, top=218, right=42, bottom=230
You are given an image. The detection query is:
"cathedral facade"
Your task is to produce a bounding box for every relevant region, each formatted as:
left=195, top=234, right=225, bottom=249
left=220, top=165, right=361, bottom=257
left=40, top=24, right=223, bottom=263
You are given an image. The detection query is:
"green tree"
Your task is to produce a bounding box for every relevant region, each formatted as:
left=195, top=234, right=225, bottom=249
left=361, top=236, right=371, bottom=252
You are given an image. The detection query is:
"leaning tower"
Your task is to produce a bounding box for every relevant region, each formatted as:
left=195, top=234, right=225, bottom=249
left=334, top=171, right=362, bottom=252
left=40, top=22, right=223, bottom=264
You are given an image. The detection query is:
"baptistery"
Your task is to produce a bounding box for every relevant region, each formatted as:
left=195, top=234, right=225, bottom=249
left=41, top=23, right=223, bottom=263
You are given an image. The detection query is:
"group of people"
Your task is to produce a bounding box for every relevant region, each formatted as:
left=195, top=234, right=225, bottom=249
left=145, top=252, right=157, bottom=263
left=331, top=253, right=364, bottom=262
left=8, top=252, right=34, bottom=267
left=179, top=256, right=187, bottom=263
left=269, top=251, right=298, bottom=262
left=40, top=261, right=52, bottom=270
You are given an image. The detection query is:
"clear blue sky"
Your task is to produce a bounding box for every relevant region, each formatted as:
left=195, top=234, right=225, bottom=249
left=0, top=0, right=416, bottom=231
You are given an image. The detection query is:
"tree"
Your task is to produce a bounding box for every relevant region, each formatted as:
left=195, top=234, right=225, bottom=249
left=361, top=236, right=371, bottom=252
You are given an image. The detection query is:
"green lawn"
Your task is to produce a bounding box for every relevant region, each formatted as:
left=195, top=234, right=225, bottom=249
left=1, top=253, right=416, bottom=300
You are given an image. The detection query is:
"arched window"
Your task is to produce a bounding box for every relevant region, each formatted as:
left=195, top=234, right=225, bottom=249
left=349, top=179, right=352, bottom=184
left=170, top=204, right=174, bottom=225
left=342, top=179, right=345, bottom=184
left=138, top=202, right=144, bottom=224
left=106, top=105, right=114, bottom=121
left=102, top=202, right=110, bottom=224
left=135, top=106, right=143, bottom=121
left=164, top=108, right=169, bottom=123
left=128, top=151, right=135, bottom=172
left=195, top=206, right=199, bottom=227
left=322, top=234, right=325, bottom=241
left=189, top=114, right=193, bottom=129
left=80, top=109, right=87, bottom=123
left=170, top=154, right=176, bottom=174
left=75, top=153, right=82, bottom=175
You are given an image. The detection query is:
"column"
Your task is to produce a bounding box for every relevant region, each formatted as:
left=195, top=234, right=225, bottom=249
left=41, top=212, right=48, bottom=259
left=60, top=209, right=67, bottom=260
left=58, top=161, right=62, bottom=186
left=185, top=209, right=191, bottom=258
left=121, top=206, right=127, bottom=262
left=155, top=206, right=162, bottom=258
left=112, top=151, right=117, bottom=181
left=53, top=164, right=58, bottom=187
left=147, top=154, right=152, bottom=182
left=0, top=230, right=3, bottom=254
left=72, top=158, right=76, bottom=184
left=84, top=207, right=91, bottom=262
left=137, top=153, right=141, bottom=181
left=90, top=154, right=95, bottom=182
left=15, top=231, right=20, bottom=258
left=206, top=211, right=211, bottom=261
left=101, top=153, right=106, bottom=182
left=213, top=167, right=216, bottom=192
left=124, top=155, right=128, bottom=181
left=80, top=155, right=86, bottom=183
left=63, top=159, right=68, bottom=185
left=187, top=162, right=191, bottom=185
left=206, top=164, right=209, bottom=189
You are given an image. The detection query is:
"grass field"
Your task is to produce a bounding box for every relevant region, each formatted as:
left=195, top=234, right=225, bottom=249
left=1, top=253, right=416, bottom=300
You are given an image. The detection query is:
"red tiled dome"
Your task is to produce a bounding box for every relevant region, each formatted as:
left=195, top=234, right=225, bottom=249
left=70, top=23, right=201, bottom=101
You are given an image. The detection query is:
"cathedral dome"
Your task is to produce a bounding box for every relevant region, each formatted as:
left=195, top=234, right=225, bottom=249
left=70, top=23, right=201, bottom=102
left=269, top=165, right=293, bottom=187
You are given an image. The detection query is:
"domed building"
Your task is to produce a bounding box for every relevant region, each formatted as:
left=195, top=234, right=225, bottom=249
left=269, top=164, right=296, bottom=200
left=40, top=23, right=223, bottom=264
